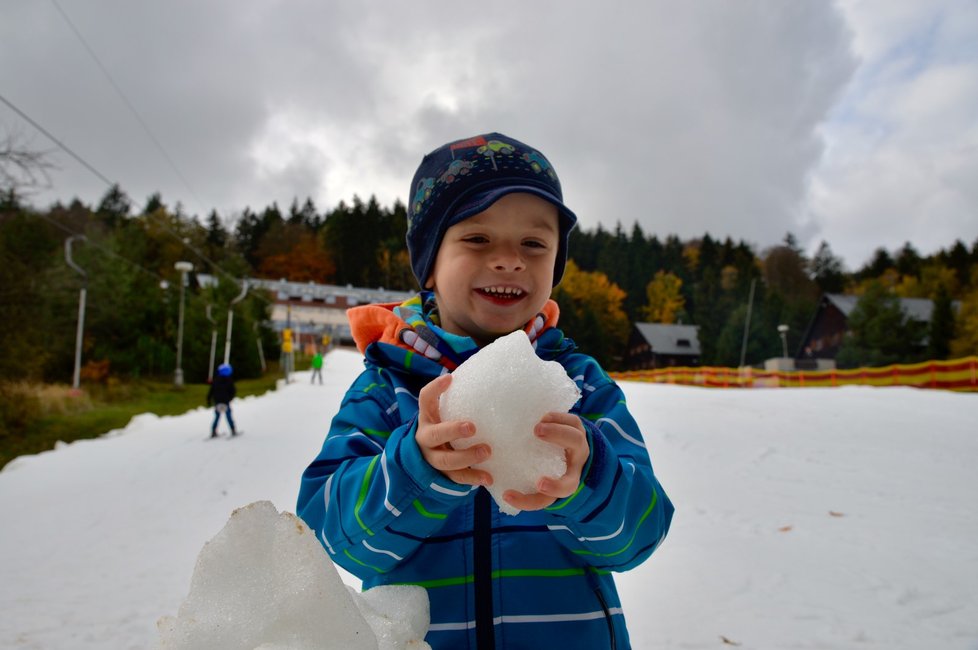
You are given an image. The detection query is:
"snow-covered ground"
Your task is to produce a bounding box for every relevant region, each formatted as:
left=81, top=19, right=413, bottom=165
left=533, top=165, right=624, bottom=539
left=1, top=348, right=977, bottom=649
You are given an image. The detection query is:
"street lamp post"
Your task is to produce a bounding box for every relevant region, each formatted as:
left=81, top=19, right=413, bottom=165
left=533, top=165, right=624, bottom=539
left=223, top=280, right=249, bottom=365
left=777, top=324, right=790, bottom=359
left=64, top=236, right=88, bottom=391
left=205, top=304, right=218, bottom=382
left=174, top=261, right=194, bottom=386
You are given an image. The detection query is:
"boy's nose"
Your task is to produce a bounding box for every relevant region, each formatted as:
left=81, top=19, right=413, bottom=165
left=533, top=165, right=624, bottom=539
left=491, top=246, right=525, bottom=272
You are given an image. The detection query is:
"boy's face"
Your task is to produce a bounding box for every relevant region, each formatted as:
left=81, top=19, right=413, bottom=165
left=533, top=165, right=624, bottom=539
left=426, top=192, right=559, bottom=346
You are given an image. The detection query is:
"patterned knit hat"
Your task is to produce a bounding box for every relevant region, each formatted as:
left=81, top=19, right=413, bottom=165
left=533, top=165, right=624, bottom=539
left=406, top=132, right=577, bottom=288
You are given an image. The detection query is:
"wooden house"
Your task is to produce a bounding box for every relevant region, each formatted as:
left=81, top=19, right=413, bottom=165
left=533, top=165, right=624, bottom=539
left=624, top=323, right=701, bottom=369
left=797, top=293, right=943, bottom=360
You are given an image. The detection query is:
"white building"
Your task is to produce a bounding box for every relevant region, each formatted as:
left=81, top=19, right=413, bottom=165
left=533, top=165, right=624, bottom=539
left=198, top=275, right=414, bottom=348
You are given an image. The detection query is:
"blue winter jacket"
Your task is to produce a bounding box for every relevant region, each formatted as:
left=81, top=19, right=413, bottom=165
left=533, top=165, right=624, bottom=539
left=297, top=298, right=674, bottom=649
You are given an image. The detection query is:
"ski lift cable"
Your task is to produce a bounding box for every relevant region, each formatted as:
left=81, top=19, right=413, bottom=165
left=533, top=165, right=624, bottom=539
left=1, top=97, right=268, bottom=306
left=139, top=202, right=274, bottom=306
left=0, top=92, right=115, bottom=188
left=33, top=212, right=166, bottom=283
left=137, top=209, right=272, bottom=305
left=49, top=0, right=207, bottom=217
left=1, top=93, right=267, bottom=304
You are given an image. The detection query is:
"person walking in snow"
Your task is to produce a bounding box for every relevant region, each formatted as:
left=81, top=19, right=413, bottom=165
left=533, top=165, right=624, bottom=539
left=297, top=132, right=673, bottom=649
left=206, top=363, right=237, bottom=437
left=310, top=350, right=324, bottom=385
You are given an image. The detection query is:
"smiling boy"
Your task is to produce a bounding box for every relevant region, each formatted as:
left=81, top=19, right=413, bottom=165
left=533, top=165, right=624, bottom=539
left=429, top=192, right=558, bottom=346
left=297, top=132, right=674, bottom=649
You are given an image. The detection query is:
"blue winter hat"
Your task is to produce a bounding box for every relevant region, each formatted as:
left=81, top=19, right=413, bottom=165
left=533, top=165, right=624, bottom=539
left=217, top=363, right=233, bottom=377
left=406, top=132, right=578, bottom=288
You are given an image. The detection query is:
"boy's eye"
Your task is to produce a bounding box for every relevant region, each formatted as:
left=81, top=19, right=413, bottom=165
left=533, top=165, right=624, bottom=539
left=523, top=239, right=547, bottom=249
left=463, top=235, right=489, bottom=244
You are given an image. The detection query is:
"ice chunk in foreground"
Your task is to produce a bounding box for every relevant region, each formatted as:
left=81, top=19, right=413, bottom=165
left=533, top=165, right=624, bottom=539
left=441, top=330, right=581, bottom=515
left=157, top=501, right=430, bottom=650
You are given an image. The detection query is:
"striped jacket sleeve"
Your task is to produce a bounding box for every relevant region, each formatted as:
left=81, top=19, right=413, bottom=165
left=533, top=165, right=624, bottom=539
left=543, top=357, right=674, bottom=571
left=296, top=368, right=475, bottom=577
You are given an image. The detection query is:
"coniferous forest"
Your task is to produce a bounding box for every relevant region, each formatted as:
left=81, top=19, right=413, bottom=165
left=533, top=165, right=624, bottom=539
left=2, top=184, right=978, bottom=385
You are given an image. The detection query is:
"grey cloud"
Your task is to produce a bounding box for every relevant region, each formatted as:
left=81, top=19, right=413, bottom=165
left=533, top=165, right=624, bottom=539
left=6, top=1, right=974, bottom=269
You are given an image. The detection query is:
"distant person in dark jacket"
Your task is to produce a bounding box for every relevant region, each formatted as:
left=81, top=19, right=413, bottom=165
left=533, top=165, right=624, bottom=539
left=206, top=363, right=237, bottom=437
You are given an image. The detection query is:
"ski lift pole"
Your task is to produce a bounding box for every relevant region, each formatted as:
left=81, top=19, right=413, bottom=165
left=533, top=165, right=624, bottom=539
left=64, top=235, right=88, bottom=390
left=205, top=304, right=218, bottom=382
left=223, top=280, right=249, bottom=365
left=254, top=321, right=267, bottom=372
left=739, top=278, right=757, bottom=368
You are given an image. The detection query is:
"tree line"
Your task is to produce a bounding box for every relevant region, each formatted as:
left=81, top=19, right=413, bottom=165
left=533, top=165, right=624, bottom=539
left=1, top=183, right=977, bottom=384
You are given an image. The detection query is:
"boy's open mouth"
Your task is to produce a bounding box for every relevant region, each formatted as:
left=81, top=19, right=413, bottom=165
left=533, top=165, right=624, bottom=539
left=477, top=286, right=525, bottom=302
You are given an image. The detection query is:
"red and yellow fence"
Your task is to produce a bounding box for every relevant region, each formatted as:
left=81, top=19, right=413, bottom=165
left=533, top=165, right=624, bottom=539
left=610, top=356, right=978, bottom=391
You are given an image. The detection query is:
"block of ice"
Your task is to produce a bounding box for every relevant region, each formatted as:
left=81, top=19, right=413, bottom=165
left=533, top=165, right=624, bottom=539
left=357, top=584, right=431, bottom=649
left=440, top=330, right=581, bottom=515
left=157, top=501, right=430, bottom=650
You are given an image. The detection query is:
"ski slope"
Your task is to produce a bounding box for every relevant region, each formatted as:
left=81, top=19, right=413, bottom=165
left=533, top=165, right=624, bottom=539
left=1, top=348, right=976, bottom=649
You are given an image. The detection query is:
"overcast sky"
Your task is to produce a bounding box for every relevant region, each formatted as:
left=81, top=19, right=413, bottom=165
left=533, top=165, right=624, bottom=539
left=2, top=1, right=976, bottom=270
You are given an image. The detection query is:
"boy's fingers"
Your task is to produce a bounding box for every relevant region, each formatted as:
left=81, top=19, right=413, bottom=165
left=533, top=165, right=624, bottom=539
left=536, top=475, right=578, bottom=500
left=503, top=489, right=556, bottom=511
left=445, top=467, right=493, bottom=488
left=539, top=411, right=581, bottom=427
left=426, top=443, right=490, bottom=471
left=535, top=414, right=589, bottom=460
left=418, top=374, right=452, bottom=425
left=417, top=420, right=475, bottom=449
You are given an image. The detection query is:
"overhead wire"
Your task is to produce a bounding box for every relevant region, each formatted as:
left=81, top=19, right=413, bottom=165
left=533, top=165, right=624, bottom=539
left=47, top=0, right=270, bottom=305
left=0, top=95, right=249, bottom=293
left=32, top=211, right=165, bottom=283
left=49, top=0, right=207, bottom=217
left=0, top=92, right=115, bottom=188
left=3, top=7, right=272, bottom=305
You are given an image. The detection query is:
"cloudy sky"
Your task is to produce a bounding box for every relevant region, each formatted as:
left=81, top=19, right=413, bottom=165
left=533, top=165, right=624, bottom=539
left=2, top=1, right=976, bottom=270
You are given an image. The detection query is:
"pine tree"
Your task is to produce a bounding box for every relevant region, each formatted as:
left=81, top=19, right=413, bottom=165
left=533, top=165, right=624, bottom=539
left=927, top=283, right=954, bottom=360
left=96, top=184, right=132, bottom=228
left=811, top=241, right=846, bottom=294
left=836, top=281, right=927, bottom=368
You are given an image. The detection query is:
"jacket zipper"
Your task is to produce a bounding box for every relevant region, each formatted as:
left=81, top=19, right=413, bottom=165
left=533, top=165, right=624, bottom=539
left=474, top=488, right=495, bottom=648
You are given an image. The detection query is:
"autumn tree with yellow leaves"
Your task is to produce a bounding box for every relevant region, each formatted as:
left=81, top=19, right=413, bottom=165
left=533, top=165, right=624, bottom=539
left=641, top=270, right=686, bottom=323
left=552, top=261, right=630, bottom=369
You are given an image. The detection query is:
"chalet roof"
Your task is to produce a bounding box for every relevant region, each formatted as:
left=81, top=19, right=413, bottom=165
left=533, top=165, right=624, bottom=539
left=634, top=323, right=701, bottom=356
left=824, top=293, right=938, bottom=322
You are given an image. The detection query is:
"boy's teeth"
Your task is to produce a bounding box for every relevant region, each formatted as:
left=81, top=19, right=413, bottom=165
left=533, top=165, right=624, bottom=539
left=483, top=286, right=523, bottom=296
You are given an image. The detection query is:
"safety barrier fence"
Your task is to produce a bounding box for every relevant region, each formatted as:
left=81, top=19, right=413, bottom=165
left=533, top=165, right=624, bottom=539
left=610, top=356, right=978, bottom=391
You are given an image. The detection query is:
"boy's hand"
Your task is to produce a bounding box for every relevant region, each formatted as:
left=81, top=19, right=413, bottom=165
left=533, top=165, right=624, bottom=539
left=503, top=412, right=589, bottom=511
left=416, top=374, right=493, bottom=488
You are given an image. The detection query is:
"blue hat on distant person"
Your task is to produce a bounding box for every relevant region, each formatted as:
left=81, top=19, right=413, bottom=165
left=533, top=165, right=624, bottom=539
left=406, top=132, right=578, bottom=288
left=217, top=363, right=233, bottom=377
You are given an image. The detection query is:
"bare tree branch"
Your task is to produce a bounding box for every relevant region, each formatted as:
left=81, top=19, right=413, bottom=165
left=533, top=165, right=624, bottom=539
left=0, top=128, right=56, bottom=195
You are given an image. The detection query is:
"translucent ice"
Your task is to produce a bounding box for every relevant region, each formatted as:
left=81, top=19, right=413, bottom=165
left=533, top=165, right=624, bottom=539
left=357, top=584, right=431, bottom=649
left=440, top=330, right=581, bottom=515
left=157, top=501, right=430, bottom=650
